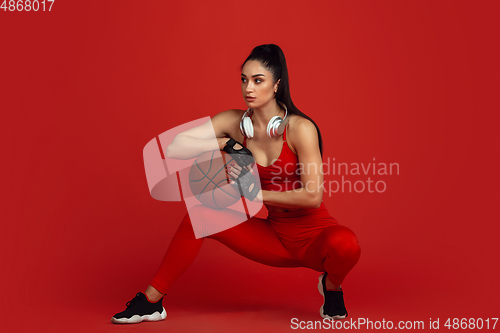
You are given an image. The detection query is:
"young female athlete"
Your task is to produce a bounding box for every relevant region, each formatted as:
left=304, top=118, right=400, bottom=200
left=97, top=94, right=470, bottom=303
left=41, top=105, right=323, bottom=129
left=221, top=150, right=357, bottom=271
left=111, top=44, right=361, bottom=324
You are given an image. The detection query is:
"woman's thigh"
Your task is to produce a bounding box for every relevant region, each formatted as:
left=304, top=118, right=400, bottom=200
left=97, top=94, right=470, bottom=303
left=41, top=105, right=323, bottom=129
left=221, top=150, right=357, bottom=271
left=207, top=213, right=302, bottom=268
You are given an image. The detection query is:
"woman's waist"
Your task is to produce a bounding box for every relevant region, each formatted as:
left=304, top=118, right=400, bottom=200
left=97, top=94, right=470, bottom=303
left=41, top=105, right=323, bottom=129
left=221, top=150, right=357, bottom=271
left=266, top=201, right=332, bottom=218
left=265, top=204, right=302, bottom=214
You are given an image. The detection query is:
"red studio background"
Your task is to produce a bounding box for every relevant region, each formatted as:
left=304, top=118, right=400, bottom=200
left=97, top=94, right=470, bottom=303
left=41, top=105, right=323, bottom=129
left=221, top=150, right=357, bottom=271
left=1, top=1, right=499, bottom=332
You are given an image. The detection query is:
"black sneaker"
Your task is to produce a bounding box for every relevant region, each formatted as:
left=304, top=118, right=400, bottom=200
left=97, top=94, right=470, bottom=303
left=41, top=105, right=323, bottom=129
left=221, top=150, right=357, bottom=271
left=111, top=292, right=167, bottom=324
left=317, top=273, right=348, bottom=320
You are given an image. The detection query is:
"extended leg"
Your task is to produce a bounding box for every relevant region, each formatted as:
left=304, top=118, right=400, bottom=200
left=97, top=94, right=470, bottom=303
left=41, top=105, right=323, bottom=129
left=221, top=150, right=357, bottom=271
left=149, top=212, right=204, bottom=295
left=149, top=206, right=301, bottom=297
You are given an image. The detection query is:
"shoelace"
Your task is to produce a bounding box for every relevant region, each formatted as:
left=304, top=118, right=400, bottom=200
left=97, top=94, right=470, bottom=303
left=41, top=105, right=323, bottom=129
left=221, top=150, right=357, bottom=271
left=125, top=293, right=142, bottom=308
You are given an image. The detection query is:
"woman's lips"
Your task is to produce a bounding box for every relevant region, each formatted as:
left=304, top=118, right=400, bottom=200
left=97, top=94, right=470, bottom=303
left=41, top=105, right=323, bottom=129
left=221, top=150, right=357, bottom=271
left=245, top=97, right=256, bottom=102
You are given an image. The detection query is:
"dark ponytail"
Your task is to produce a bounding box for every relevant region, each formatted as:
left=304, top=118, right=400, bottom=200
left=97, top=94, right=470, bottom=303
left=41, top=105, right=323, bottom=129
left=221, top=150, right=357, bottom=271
left=241, top=44, right=324, bottom=157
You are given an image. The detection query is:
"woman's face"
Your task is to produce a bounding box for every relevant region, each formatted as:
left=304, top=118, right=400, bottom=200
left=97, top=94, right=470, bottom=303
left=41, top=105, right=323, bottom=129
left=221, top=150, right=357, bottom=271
left=241, top=60, right=279, bottom=109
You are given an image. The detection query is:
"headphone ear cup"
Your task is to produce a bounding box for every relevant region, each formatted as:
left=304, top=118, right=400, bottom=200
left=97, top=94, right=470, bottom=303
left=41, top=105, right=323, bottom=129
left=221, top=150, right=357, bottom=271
left=267, top=116, right=282, bottom=138
left=242, top=116, right=254, bottom=139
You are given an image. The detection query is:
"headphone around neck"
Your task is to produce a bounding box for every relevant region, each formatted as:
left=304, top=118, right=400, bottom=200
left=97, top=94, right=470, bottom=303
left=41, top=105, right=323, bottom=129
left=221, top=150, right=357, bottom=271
left=239, top=102, right=289, bottom=139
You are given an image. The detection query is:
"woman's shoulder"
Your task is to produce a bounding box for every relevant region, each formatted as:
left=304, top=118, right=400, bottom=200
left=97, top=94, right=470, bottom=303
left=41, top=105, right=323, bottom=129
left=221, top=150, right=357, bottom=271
left=287, top=114, right=318, bottom=137
left=286, top=114, right=319, bottom=153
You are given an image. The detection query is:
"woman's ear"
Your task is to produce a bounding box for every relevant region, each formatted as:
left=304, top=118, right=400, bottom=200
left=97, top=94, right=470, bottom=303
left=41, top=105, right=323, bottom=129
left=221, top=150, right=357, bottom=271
left=274, top=79, right=281, bottom=93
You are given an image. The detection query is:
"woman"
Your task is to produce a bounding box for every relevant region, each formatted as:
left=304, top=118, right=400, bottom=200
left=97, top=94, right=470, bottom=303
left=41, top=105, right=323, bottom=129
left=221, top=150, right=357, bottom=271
left=111, top=44, right=361, bottom=324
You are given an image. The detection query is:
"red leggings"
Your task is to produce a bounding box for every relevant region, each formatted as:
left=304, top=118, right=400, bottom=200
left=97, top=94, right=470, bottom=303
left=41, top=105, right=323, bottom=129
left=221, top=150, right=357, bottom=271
left=150, top=203, right=361, bottom=294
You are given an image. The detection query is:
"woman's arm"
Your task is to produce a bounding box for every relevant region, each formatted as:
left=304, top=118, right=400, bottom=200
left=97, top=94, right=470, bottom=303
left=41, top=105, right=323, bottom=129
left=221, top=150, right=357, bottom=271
left=165, top=110, right=241, bottom=159
left=257, top=118, right=324, bottom=209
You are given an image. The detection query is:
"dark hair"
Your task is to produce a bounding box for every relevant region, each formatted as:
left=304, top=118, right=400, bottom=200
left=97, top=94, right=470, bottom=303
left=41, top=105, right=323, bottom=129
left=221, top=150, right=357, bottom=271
left=241, top=44, right=324, bottom=156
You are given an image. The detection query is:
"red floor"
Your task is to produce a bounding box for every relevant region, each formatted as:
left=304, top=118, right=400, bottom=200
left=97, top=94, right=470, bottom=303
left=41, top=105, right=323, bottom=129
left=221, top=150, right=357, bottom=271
left=4, top=239, right=499, bottom=333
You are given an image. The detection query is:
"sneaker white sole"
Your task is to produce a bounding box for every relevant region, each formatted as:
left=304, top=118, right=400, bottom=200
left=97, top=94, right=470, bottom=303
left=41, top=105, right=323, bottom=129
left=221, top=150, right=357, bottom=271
left=318, top=273, right=347, bottom=320
left=111, top=307, right=167, bottom=324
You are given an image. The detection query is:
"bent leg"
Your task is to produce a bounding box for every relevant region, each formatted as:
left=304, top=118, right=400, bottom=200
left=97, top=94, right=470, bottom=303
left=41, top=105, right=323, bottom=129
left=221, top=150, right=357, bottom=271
left=302, top=225, right=361, bottom=287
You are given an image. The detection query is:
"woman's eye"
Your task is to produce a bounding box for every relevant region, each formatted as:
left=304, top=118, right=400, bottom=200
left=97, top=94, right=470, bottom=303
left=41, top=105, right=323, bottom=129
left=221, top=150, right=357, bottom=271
left=241, top=78, right=247, bottom=83
left=255, top=79, right=262, bottom=83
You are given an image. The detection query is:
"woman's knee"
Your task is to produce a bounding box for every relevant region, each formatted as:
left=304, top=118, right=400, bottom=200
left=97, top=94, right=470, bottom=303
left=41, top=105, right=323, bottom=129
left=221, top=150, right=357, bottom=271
left=323, top=225, right=361, bottom=258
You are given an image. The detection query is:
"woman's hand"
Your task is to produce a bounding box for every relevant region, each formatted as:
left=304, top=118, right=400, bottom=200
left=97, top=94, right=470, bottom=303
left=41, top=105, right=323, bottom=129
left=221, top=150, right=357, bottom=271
left=223, top=138, right=255, bottom=168
left=226, top=162, right=261, bottom=201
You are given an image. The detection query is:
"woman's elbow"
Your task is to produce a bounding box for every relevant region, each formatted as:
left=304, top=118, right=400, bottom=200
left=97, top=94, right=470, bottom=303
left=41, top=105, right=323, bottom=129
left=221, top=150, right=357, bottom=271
left=311, top=198, right=322, bottom=209
left=306, top=191, right=322, bottom=209
left=164, top=134, right=183, bottom=159
left=164, top=143, right=175, bottom=159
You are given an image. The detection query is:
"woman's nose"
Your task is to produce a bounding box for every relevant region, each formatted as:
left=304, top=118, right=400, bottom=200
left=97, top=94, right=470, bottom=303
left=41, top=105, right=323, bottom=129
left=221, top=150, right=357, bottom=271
left=245, top=82, right=253, bottom=93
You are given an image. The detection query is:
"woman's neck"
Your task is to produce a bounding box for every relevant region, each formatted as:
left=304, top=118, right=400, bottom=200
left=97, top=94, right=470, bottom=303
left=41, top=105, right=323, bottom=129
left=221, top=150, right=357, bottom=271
left=251, top=100, right=285, bottom=127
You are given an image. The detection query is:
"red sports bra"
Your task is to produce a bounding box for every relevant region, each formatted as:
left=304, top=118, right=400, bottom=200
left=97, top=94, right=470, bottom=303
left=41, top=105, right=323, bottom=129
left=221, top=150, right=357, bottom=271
left=243, top=126, right=302, bottom=192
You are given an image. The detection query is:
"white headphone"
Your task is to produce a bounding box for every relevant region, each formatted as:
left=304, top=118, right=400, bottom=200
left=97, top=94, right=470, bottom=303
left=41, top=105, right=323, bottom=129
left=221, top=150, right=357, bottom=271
left=240, top=101, right=289, bottom=139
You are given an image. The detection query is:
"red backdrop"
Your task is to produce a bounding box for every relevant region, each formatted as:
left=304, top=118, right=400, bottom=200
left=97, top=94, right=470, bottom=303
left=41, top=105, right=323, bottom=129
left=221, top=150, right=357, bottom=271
left=1, top=1, right=499, bottom=332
